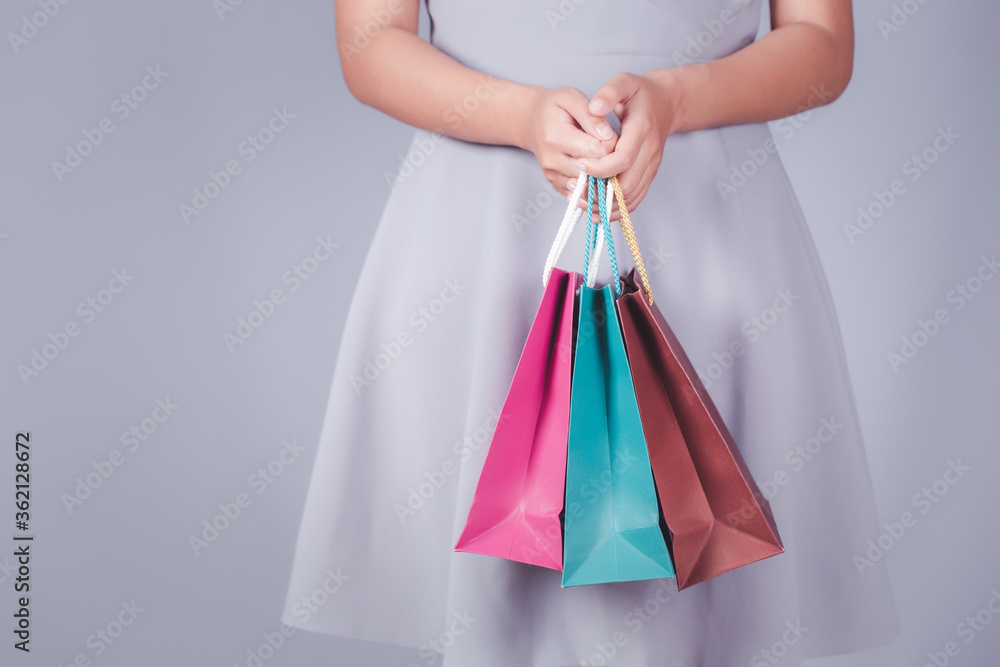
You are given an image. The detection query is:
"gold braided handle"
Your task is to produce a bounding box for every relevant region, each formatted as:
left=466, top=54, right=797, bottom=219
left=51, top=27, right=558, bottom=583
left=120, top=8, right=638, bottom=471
left=610, top=175, right=653, bottom=305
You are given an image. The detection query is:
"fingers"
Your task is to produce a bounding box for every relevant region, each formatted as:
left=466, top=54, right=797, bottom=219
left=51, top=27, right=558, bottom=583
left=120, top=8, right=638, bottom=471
left=532, top=87, right=619, bottom=199
left=545, top=168, right=582, bottom=200
left=536, top=144, right=595, bottom=200
left=619, top=169, right=652, bottom=215
left=575, top=72, right=667, bottom=214
left=587, top=72, right=640, bottom=119
left=569, top=153, right=658, bottom=223
left=552, top=89, right=617, bottom=159
left=554, top=121, right=612, bottom=161
left=534, top=82, right=664, bottom=220
left=575, top=121, right=642, bottom=179
left=613, top=144, right=660, bottom=214
left=556, top=88, right=618, bottom=149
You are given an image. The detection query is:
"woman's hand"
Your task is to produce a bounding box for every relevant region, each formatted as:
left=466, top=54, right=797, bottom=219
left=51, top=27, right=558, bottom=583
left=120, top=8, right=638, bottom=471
left=574, top=72, right=682, bottom=217
left=568, top=0, right=853, bottom=219
left=519, top=86, right=619, bottom=201
left=337, top=0, right=851, bottom=223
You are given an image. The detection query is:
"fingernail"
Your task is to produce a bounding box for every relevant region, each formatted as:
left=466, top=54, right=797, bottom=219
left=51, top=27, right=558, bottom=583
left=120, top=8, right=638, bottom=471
left=575, top=160, right=587, bottom=172
left=595, top=123, right=612, bottom=139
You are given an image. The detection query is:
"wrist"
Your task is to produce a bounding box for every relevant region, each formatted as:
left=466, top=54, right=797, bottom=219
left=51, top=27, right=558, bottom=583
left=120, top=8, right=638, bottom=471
left=507, top=83, right=546, bottom=152
left=646, top=66, right=693, bottom=136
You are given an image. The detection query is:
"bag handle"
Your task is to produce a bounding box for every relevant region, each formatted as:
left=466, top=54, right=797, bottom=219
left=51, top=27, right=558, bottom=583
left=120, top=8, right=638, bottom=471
left=585, top=177, right=619, bottom=295
left=542, top=174, right=639, bottom=304
left=542, top=173, right=616, bottom=286
left=542, top=173, right=587, bottom=287
left=610, top=175, right=653, bottom=305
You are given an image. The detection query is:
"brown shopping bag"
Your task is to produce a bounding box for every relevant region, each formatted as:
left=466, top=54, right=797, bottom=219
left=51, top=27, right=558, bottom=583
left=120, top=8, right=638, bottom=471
left=609, top=176, right=784, bottom=589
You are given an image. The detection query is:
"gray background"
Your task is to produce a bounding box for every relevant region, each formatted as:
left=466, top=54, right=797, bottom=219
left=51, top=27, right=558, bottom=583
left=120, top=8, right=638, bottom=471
left=1, top=0, right=998, bottom=665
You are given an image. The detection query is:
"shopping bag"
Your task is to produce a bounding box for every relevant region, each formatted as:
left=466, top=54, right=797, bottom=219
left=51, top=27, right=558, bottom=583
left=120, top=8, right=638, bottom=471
left=453, top=176, right=589, bottom=569
left=609, top=175, right=784, bottom=589
left=561, top=176, right=675, bottom=587
left=453, top=268, right=578, bottom=568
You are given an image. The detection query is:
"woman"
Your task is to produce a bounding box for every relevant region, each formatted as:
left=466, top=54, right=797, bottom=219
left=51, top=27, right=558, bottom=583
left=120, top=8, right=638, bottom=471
left=281, top=0, right=900, bottom=664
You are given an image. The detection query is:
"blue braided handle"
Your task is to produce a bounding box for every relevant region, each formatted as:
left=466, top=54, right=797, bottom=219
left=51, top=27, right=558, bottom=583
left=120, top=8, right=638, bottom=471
left=582, top=175, right=621, bottom=297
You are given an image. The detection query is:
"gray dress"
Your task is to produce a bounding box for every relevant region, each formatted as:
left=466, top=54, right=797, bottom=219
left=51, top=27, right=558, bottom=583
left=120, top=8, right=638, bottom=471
left=281, top=1, right=900, bottom=664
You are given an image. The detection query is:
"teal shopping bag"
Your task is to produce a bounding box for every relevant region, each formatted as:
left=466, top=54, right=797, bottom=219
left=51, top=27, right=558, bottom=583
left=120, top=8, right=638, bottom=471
left=561, top=176, right=675, bottom=587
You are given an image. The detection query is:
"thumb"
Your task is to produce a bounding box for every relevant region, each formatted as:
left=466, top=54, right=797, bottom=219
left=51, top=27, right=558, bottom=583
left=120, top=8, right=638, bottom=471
left=559, top=89, right=618, bottom=145
left=588, top=72, right=640, bottom=117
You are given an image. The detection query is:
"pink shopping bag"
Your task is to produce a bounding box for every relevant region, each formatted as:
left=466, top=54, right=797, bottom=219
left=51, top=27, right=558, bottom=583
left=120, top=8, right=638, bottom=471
left=454, top=175, right=591, bottom=569
left=454, top=267, right=580, bottom=569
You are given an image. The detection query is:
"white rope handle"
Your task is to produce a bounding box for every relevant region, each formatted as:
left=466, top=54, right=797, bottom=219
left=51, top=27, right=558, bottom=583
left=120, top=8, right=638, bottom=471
left=584, top=179, right=615, bottom=287
left=542, top=173, right=588, bottom=286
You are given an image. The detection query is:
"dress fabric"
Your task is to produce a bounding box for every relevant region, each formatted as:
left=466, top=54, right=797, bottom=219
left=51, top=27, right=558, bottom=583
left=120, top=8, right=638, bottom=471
left=280, top=1, right=900, bottom=665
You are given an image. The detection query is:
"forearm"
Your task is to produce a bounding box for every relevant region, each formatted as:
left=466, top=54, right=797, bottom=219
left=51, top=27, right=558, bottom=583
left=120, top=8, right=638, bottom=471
left=650, top=19, right=853, bottom=134
left=342, top=27, right=542, bottom=149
